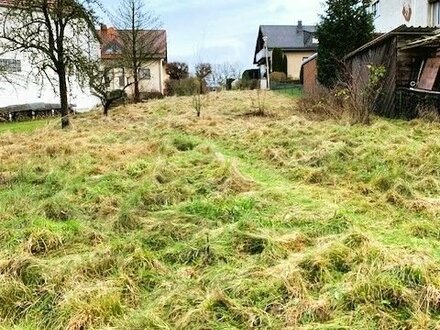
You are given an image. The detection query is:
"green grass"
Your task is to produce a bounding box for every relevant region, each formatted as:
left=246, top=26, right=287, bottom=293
left=1, top=91, right=440, bottom=329
left=0, top=119, right=53, bottom=134
left=273, top=86, right=303, bottom=98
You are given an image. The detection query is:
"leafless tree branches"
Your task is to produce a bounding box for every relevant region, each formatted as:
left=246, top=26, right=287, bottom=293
left=0, top=0, right=100, bottom=128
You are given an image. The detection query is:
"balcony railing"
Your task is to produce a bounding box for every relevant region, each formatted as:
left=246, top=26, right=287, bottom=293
left=255, top=48, right=272, bottom=64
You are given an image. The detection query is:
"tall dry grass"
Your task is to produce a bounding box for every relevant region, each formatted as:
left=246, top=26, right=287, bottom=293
left=0, top=90, right=440, bottom=329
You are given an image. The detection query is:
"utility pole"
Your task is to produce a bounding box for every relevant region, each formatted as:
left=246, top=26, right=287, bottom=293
left=263, top=35, right=270, bottom=90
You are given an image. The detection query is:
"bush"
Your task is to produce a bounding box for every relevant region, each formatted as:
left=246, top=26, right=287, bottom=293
left=297, top=88, right=346, bottom=120
left=140, top=91, right=164, bottom=101
left=272, top=48, right=285, bottom=73
left=236, top=79, right=259, bottom=90
left=108, top=89, right=127, bottom=108
left=316, top=0, right=374, bottom=88
left=242, top=69, right=260, bottom=80
left=269, top=72, right=287, bottom=82
left=165, top=78, right=202, bottom=97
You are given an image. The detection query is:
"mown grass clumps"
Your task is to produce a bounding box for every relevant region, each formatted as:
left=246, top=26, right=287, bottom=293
left=2, top=91, right=440, bottom=329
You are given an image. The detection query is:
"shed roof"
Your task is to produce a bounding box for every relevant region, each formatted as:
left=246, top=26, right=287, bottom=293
left=345, top=25, right=438, bottom=59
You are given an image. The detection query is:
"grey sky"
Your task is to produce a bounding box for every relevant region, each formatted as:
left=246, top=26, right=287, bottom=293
left=103, top=0, right=323, bottom=70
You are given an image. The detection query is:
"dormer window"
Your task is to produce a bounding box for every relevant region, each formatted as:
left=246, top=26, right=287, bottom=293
left=104, top=43, right=121, bottom=55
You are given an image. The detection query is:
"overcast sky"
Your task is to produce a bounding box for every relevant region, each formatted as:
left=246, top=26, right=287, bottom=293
left=103, top=0, right=323, bottom=71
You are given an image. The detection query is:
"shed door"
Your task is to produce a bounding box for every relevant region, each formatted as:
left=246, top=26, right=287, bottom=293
left=418, top=57, right=440, bottom=90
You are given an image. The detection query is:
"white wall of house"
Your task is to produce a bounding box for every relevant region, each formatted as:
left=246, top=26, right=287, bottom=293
left=107, top=60, right=168, bottom=95
left=130, top=60, right=167, bottom=95
left=285, top=51, right=316, bottom=80
left=371, top=0, right=440, bottom=32
left=0, top=7, right=101, bottom=111
left=0, top=54, right=100, bottom=110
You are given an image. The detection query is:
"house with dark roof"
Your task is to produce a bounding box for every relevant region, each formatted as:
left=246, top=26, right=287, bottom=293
left=98, top=25, right=168, bottom=95
left=253, top=21, right=318, bottom=81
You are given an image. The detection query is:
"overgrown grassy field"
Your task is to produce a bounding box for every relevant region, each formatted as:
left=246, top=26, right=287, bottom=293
left=1, top=91, right=440, bottom=329
left=0, top=119, right=52, bottom=134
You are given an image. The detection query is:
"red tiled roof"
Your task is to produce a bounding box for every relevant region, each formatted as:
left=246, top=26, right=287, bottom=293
left=0, top=0, right=56, bottom=9
left=0, top=0, right=15, bottom=7
left=98, top=26, right=167, bottom=61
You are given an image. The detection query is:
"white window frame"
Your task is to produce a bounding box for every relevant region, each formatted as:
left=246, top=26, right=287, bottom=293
left=138, top=68, right=151, bottom=80
left=431, top=1, right=440, bottom=26
left=118, top=75, right=125, bottom=88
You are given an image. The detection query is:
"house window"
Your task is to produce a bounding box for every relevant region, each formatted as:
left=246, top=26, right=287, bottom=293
left=104, top=43, right=120, bottom=55
left=138, top=68, right=151, bottom=80
left=119, top=75, right=125, bottom=87
left=371, top=0, right=380, bottom=18
left=104, top=75, right=111, bottom=88
left=0, top=59, right=21, bottom=72
left=431, top=1, right=440, bottom=26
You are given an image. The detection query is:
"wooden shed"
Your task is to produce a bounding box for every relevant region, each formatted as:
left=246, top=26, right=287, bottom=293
left=300, top=53, right=318, bottom=94
left=344, top=25, right=440, bottom=119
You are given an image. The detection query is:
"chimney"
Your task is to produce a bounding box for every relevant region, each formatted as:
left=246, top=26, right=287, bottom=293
left=297, top=20, right=303, bottom=33
left=100, top=23, right=107, bottom=33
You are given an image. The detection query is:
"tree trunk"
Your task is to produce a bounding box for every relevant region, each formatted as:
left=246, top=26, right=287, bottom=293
left=103, top=100, right=111, bottom=116
left=58, top=65, right=70, bottom=129
left=133, top=69, right=140, bottom=103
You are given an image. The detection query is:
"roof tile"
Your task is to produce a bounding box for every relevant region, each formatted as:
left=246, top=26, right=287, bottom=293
left=260, top=25, right=317, bottom=49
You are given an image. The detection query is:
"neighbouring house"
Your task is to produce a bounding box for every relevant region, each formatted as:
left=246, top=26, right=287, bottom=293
left=253, top=21, right=318, bottom=81
left=370, top=0, right=440, bottom=32
left=98, top=25, right=167, bottom=97
left=0, top=0, right=99, bottom=112
left=344, top=25, right=440, bottom=119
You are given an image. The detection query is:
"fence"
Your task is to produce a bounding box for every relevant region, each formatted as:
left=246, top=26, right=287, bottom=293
left=270, top=82, right=303, bottom=97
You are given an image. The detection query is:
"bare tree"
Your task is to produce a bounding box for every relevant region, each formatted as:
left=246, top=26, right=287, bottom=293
left=195, top=63, right=212, bottom=80
left=86, top=60, right=127, bottom=116
left=209, top=62, right=241, bottom=88
left=191, top=63, right=212, bottom=118
left=112, top=0, right=164, bottom=103
left=166, top=62, right=189, bottom=80
left=195, top=62, right=212, bottom=94
left=0, top=0, right=99, bottom=128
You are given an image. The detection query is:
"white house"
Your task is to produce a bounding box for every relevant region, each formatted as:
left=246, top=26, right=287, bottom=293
left=0, top=0, right=100, bottom=111
left=98, top=25, right=168, bottom=96
left=370, top=0, right=440, bottom=32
